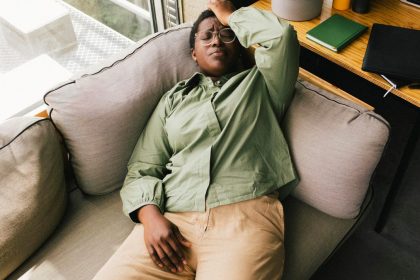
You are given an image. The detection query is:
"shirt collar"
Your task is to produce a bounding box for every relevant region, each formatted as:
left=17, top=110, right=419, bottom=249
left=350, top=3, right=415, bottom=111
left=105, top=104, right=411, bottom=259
left=185, top=71, right=238, bottom=88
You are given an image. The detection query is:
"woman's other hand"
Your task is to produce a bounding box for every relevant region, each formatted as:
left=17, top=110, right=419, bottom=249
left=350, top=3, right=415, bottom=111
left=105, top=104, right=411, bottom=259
left=208, top=0, right=236, bottom=26
left=138, top=205, right=192, bottom=273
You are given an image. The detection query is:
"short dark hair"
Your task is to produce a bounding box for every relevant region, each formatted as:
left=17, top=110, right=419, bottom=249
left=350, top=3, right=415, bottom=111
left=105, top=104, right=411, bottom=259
left=189, top=10, right=217, bottom=49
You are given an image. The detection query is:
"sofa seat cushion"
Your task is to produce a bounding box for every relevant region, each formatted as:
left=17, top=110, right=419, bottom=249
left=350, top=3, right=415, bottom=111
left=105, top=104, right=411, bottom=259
left=282, top=195, right=363, bottom=280
left=8, top=190, right=365, bottom=280
left=44, top=24, right=199, bottom=195
left=7, top=188, right=133, bottom=280
left=0, top=117, right=67, bottom=279
left=8, top=188, right=361, bottom=280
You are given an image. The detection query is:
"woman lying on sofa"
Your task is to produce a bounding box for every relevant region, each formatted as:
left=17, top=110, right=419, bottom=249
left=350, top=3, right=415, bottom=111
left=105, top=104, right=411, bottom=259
left=93, top=0, right=300, bottom=279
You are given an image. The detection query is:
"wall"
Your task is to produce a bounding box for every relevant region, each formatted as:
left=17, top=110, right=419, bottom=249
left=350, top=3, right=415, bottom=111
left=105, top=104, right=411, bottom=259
left=181, top=0, right=207, bottom=22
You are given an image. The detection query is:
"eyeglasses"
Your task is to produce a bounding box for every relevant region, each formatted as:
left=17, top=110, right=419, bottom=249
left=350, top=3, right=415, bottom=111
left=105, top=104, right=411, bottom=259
left=195, top=28, right=236, bottom=46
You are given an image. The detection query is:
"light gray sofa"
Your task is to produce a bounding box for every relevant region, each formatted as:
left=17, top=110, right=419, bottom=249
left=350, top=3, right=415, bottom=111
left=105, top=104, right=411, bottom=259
left=0, top=24, right=390, bottom=280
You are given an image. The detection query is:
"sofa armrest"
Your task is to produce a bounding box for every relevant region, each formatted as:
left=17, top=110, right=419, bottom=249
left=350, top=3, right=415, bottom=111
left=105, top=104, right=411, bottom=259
left=0, top=117, right=67, bottom=279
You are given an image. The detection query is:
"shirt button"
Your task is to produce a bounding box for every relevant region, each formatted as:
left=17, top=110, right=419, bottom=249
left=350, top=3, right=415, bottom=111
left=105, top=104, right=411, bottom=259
left=215, top=80, right=222, bottom=87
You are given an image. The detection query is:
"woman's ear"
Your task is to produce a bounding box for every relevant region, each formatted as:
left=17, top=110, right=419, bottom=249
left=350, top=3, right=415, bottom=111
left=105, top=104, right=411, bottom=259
left=191, top=48, right=197, bottom=62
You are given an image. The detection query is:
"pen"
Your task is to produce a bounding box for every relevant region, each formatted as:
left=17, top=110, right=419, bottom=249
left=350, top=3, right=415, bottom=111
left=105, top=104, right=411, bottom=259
left=381, top=75, right=397, bottom=98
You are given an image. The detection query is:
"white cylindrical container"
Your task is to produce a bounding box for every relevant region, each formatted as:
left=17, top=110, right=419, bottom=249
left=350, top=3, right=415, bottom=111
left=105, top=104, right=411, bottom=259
left=272, top=0, right=324, bottom=21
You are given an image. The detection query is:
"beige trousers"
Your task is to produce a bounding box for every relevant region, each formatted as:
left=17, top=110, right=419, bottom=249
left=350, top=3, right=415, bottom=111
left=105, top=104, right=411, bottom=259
left=93, top=193, right=285, bottom=280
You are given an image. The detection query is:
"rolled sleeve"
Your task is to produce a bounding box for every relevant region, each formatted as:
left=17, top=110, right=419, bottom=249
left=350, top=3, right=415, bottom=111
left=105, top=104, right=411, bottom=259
left=229, top=7, right=300, bottom=120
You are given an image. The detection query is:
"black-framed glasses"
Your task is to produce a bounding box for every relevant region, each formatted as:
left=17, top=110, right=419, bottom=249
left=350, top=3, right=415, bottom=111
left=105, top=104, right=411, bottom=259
left=195, top=28, right=236, bottom=46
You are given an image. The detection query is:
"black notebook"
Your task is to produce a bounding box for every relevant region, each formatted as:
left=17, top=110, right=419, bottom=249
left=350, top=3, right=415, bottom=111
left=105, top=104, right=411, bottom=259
left=362, top=24, right=420, bottom=84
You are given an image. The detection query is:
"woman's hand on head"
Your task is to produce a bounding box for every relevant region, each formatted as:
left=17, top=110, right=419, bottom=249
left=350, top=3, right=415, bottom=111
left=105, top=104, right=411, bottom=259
left=207, top=0, right=236, bottom=26
left=138, top=205, right=192, bottom=273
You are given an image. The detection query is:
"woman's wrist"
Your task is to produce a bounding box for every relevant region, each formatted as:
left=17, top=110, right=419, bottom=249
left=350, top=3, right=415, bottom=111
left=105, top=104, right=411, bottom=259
left=138, top=204, right=162, bottom=225
left=208, top=0, right=235, bottom=26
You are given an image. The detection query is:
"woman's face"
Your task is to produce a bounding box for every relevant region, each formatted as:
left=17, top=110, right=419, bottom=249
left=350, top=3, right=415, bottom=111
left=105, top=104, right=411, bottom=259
left=192, top=17, right=242, bottom=78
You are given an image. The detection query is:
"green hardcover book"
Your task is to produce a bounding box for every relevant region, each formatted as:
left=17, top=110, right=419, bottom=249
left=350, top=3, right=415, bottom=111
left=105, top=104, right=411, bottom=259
left=306, top=14, right=368, bottom=52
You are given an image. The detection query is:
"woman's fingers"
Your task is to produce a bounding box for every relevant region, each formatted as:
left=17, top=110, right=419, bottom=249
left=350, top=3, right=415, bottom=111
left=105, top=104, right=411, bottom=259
left=143, top=213, right=191, bottom=273
left=147, top=245, right=164, bottom=269
left=167, top=232, right=187, bottom=266
left=156, top=244, right=178, bottom=273
left=163, top=239, right=184, bottom=272
left=208, top=0, right=235, bottom=26
left=148, top=233, right=187, bottom=272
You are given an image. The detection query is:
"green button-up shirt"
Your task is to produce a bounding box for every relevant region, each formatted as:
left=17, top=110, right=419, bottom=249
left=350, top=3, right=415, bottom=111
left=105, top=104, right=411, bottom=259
left=121, top=7, right=300, bottom=219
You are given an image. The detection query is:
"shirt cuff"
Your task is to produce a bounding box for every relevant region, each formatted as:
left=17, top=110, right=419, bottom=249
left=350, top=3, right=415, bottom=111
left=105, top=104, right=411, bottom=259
left=128, top=202, right=164, bottom=223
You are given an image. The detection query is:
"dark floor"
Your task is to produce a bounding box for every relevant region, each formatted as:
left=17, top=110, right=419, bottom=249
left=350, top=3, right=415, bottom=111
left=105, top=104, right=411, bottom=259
left=382, top=137, right=420, bottom=259
left=300, top=48, right=420, bottom=280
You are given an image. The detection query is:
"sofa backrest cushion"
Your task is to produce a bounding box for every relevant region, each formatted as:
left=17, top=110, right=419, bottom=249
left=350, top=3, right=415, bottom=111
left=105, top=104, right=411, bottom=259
left=282, top=80, right=389, bottom=219
left=44, top=24, right=199, bottom=195
left=0, top=117, right=67, bottom=279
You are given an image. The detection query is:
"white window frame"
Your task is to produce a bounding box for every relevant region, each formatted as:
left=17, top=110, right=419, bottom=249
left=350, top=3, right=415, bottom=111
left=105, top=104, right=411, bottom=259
left=106, top=0, right=182, bottom=33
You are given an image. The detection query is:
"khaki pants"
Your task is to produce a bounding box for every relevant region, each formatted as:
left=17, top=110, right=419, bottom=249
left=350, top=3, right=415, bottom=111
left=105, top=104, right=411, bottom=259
left=93, top=193, right=285, bottom=280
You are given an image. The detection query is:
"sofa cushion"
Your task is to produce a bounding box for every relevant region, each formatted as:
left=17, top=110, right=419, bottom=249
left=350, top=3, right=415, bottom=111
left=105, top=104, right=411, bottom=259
left=282, top=195, right=360, bottom=280
left=8, top=189, right=134, bottom=280
left=0, top=117, right=67, bottom=279
left=7, top=188, right=361, bottom=280
left=44, top=24, right=199, bottom=195
left=282, top=80, right=389, bottom=219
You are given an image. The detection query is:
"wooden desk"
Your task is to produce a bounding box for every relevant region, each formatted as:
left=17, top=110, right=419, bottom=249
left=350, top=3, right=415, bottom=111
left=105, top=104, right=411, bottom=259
left=253, top=0, right=420, bottom=107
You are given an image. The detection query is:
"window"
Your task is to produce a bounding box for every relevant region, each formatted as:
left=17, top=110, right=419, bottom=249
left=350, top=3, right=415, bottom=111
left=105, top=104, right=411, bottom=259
left=63, top=0, right=156, bottom=41
left=62, top=0, right=183, bottom=41
left=0, top=0, right=182, bottom=120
